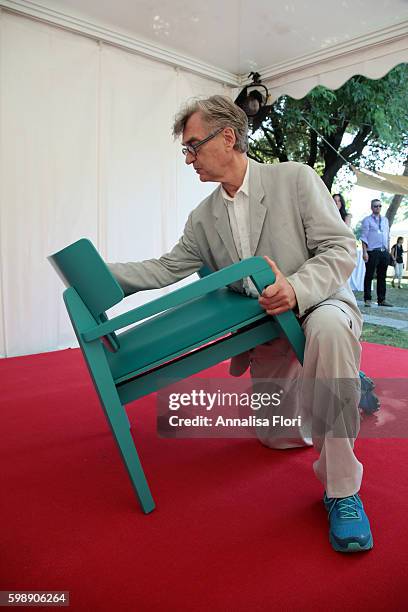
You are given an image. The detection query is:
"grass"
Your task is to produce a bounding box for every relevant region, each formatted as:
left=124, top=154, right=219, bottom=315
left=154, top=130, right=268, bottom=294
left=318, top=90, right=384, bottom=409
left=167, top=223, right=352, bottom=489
left=361, top=323, right=408, bottom=349
left=354, top=278, right=408, bottom=349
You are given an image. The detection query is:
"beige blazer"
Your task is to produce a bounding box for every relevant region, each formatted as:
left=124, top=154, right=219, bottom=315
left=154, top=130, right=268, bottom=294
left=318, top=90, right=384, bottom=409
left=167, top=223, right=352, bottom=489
left=110, top=159, right=359, bottom=320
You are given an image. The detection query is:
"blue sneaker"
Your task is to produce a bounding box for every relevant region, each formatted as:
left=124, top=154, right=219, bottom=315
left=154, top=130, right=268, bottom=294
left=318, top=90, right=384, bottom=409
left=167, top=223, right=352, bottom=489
left=324, top=493, right=373, bottom=553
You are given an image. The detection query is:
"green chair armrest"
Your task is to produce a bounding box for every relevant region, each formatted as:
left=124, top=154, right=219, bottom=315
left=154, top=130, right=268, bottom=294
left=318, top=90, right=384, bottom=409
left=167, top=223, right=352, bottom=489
left=82, top=256, right=275, bottom=342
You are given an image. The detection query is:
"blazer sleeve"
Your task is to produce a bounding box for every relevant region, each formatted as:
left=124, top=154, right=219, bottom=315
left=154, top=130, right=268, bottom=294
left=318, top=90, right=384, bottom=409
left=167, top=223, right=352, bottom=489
left=286, top=164, right=357, bottom=317
left=108, top=212, right=204, bottom=296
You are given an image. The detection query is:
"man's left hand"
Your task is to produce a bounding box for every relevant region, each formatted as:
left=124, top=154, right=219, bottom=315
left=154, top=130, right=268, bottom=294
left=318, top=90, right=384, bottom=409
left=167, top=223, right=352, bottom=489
left=258, top=256, right=297, bottom=315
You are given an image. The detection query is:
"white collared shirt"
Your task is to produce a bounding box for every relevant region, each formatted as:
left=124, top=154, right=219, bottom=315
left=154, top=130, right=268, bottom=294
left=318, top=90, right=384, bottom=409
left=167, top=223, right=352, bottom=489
left=221, top=161, right=258, bottom=297
left=360, top=213, right=390, bottom=251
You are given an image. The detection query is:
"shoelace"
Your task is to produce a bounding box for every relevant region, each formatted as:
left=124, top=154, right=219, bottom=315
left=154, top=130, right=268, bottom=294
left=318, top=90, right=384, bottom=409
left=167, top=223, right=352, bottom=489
left=327, top=495, right=360, bottom=520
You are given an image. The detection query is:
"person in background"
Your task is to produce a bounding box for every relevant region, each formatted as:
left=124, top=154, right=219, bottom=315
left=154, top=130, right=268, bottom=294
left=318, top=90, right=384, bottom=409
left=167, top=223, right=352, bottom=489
left=361, top=199, right=393, bottom=307
left=333, top=193, right=347, bottom=222
left=345, top=213, right=353, bottom=228
left=391, top=236, right=405, bottom=289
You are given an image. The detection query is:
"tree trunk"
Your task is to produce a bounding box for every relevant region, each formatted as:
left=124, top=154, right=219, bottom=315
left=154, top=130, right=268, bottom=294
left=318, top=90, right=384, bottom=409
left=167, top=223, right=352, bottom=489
left=385, top=158, right=408, bottom=228
left=321, top=125, right=371, bottom=191
left=321, top=158, right=345, bottom=191
left=307, top=129, right=318, bottom=167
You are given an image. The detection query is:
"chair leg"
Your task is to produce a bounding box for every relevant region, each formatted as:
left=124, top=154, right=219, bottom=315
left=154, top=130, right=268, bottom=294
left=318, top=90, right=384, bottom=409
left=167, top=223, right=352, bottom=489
left=82, top=342, right=155, bottom=514
left=64, top=290, right=155, bottom=513
left=96, top=382, right=155, bottom=514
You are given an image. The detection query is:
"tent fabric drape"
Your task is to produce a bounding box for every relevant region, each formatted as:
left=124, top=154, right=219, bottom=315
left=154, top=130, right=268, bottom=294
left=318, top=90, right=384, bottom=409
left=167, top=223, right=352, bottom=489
left=353, top=168, right=408, bottom=195
left=378, top=171, right=408, bottom=190
left=263, top=36, right=408, bottom=102
left=0, top=12, right=231, bottom=357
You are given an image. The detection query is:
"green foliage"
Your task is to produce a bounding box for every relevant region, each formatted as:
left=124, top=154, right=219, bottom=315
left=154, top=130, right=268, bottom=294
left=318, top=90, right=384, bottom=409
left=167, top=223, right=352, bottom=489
left=249, top=63, right=408, bottom=191
left=380, top=192, right=408, bottom=221
left=354, top=220, right=363, bottom=241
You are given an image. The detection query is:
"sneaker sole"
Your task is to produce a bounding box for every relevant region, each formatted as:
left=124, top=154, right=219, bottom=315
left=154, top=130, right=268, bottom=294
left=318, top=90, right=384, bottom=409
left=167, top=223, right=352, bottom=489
left=330, top=533, right=373, bottom=553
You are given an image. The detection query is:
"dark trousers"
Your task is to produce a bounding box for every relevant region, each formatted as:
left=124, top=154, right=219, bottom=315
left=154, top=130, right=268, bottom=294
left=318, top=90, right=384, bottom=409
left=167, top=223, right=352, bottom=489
left=364, top=249, right=388, bottom=302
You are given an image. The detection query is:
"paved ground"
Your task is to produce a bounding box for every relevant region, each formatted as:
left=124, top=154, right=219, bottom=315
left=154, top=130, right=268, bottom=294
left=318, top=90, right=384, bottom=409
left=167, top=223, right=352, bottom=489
left=362, top=315, right=408, bottom=330
left=356, top=301, right=408, bottom=315
left=356, top=300, right=408, bottom=330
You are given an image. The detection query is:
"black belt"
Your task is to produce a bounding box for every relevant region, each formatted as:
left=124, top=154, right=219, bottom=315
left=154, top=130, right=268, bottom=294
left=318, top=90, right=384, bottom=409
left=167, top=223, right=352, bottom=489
left=369, top=248, right=386, bottom=252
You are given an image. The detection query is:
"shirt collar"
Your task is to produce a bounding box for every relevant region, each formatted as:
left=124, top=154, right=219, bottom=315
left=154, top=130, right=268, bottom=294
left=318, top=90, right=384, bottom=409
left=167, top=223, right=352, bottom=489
left=221, top=159, right=249, bottom=202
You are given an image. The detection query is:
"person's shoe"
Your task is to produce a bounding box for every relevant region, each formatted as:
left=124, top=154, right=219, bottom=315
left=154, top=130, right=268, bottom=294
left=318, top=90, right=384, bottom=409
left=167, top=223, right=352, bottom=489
left=323, top=492, right=373, bottom=553
left=364, top=300, right=372, bottom=307
left=391, top=280, right=395, bottom=288
left=378, top=300, right=393, bottom=307
left=398, top=285, right=402, bottom=289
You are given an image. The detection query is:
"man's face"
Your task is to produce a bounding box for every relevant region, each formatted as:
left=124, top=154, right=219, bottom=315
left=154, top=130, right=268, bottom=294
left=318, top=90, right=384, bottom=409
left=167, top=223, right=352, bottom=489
left=371, top=201, right=382, bottom=216
left=182, top=112, right=231, bottom=182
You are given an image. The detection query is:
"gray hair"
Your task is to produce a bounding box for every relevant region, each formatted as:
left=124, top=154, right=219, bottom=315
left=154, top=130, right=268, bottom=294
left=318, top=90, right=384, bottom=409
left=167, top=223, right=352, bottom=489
left=172, top=95, right=248, bottom=153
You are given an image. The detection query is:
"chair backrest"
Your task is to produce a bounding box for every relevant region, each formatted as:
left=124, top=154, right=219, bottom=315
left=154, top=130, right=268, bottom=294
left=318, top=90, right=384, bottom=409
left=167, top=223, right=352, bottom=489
left=49, top=238, right=124, bottom=350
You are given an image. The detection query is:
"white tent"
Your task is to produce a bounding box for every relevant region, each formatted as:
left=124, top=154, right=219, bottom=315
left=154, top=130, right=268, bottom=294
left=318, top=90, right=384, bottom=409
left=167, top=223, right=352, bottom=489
left=1, top=0, right=407, bottom=356
left=390, top=220, right=408, bottom=238
left=354, top=168, right=408, bottom=195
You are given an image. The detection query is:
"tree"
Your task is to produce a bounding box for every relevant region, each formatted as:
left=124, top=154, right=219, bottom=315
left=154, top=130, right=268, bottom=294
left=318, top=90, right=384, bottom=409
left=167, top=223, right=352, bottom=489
left=249, top=64, right=408, bottom=202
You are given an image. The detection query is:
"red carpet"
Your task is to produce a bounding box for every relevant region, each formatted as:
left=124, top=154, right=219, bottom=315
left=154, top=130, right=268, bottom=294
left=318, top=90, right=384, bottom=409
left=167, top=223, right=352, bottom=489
left=1, top=343, right=408, bottom=611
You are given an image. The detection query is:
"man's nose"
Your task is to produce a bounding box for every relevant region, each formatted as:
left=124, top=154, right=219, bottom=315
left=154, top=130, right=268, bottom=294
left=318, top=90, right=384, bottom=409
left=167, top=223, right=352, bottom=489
left=185, top=151, right=195, bottom=165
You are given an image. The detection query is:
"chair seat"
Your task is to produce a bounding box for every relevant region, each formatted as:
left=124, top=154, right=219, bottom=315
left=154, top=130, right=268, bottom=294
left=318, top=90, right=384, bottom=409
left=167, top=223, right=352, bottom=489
left=107, top=288, right=269, bottom=381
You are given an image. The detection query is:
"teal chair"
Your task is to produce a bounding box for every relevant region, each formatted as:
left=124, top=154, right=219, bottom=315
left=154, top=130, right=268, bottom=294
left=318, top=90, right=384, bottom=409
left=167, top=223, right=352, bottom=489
left=49, top=239, right=305, bottom=514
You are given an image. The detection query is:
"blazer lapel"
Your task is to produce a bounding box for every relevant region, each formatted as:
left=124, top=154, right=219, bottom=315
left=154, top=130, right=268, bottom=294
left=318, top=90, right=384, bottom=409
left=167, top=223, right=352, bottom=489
left=248, top=160, right=266, bottom=255
left=213, top=186, right=240, bottom=263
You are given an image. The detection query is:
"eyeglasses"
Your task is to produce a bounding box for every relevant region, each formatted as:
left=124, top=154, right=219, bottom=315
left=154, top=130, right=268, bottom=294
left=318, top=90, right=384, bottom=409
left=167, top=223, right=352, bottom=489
left=182, top=127, right=224, bottom=157
left=373, top=204, right=382, bottom=208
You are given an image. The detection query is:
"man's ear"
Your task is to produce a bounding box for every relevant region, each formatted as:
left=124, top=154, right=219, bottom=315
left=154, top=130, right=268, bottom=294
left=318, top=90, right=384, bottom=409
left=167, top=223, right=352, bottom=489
left=223, top=127, right=236, bottom=150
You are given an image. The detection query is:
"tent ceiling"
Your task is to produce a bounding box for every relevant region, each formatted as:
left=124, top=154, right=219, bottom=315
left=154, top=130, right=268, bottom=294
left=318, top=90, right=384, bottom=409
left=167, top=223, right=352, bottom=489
left=3, top=0, right=408, bottom=94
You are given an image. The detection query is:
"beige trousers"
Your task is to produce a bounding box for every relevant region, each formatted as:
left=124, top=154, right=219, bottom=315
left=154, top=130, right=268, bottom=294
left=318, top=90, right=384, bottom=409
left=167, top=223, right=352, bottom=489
left=249, top=300, right=363, bottom=498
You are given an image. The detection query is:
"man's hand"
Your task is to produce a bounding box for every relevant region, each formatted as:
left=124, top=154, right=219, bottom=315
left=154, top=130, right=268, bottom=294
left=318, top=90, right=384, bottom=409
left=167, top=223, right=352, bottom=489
left=258, top=256, right=297, bottom=316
